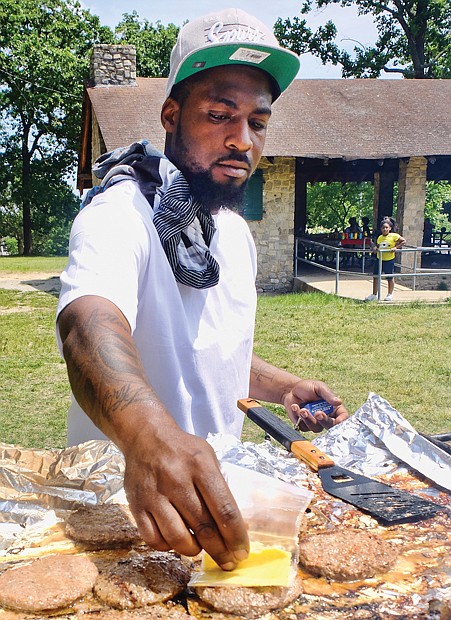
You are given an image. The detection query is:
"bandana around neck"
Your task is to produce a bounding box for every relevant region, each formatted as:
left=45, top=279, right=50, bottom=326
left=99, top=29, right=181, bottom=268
left=83, top=140, right=219, bottom=289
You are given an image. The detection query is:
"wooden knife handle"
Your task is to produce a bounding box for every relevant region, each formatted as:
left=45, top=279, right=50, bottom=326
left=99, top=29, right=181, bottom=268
left=290, top=440, right=334, bottom=472
left=237, top=398, right=335, bottom=472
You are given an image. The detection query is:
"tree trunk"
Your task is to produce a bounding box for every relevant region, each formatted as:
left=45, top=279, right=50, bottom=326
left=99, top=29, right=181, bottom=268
left=22, top=140, right=32, bottom=256
left=411, top=0, right=428, bottom=78
left=22, top=197, right=32, bottom=256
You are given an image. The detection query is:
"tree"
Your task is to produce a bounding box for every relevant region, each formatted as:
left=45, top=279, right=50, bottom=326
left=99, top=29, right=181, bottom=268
left=275, top=0, right=451, bottom=78
left=0, top=0, right=113, bottom=255
left=306, top=182, right=374, bottom=230
left=115, top=12, right=179, bottom=78
left=425, top=181, right=451, bottom=229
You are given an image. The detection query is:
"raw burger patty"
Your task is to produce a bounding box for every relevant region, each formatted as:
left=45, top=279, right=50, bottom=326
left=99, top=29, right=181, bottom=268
left=0, top=554, right=98, bottom=612
left=65, top=504, right=141, bottom=548
left=298, top=529, right=398, bottom=581
left=193, top=574, right=303, bottom=618
left=94, top=551, right=192, bottom=609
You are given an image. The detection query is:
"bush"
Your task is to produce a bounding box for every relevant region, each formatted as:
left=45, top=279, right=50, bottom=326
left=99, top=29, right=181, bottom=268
left=3, top=237, right=18, bottom=255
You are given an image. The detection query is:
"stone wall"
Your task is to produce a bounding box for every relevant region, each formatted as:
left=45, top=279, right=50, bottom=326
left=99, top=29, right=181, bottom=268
left=248, top=158, right=296, bottom=293
left=90, top=45, right=137, bottom=87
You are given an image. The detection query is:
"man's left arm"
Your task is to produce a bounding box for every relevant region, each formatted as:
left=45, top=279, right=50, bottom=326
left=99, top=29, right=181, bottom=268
left=249, top=353, right=349, bottom=432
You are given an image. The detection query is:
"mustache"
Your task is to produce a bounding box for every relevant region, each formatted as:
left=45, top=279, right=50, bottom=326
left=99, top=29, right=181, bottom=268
left=214, top=153, right=251, bottom=167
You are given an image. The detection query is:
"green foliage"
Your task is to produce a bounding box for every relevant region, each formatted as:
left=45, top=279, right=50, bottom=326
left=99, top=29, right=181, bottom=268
left=305, top=180, right=450, bottom=232
left=2, top=237, right=17, bottom=254
left=275, top=0, right=451, bottom=79
left=115, top=11, right=179, bottom=77
left=425, top=181, right=451, bottom=229
left=306, top=182, right=374, bottom=230
left=0, top=0, right=113, bottom=254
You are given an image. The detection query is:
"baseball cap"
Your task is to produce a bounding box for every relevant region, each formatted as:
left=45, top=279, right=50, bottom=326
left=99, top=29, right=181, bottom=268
left=165, top=8, right=300, bottom=100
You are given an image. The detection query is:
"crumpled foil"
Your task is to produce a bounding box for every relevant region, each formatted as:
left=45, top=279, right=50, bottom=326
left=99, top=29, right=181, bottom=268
left=0, top=440, right=125, bottom=528
left=0, top=393, right=449, bottom=546
left=313, top=392, right=451, bottom=492
left=208, top=432, right=311, bottom=490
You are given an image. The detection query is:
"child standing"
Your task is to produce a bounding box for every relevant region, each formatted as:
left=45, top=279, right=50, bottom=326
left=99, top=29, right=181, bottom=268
left=365, top=217, right=406, bottom=302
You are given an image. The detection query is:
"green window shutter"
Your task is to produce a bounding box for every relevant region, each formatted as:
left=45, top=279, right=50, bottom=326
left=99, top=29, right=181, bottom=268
left=243, top=168, right=263, bottom=221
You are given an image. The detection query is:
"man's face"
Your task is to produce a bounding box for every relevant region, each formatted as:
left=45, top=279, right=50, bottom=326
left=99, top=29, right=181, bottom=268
left=161, top=66, right=272, bottom=211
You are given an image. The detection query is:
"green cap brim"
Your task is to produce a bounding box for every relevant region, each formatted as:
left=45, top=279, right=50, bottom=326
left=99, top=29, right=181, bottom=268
left=173, top=43, right=300, bottom=97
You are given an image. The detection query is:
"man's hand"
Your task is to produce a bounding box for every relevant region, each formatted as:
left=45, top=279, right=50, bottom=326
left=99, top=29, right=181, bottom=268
left=282, top=379, right=349, bottom=432
left=123, top=423, right=250, bottom=570
left=250, top=354, right=349, bottom=433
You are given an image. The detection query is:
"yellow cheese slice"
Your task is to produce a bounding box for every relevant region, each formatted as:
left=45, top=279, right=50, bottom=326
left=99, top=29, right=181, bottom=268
left=189, top=542, right=293, bottom=587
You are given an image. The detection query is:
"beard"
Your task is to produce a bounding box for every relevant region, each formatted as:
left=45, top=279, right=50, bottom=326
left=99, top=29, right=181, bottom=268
left=188, top=169, right=248, bottom=212
left=173, top=124, right=249, bottom=212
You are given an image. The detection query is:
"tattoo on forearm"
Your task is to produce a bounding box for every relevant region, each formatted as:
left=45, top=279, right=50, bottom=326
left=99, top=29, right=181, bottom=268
left=65, top=307, right=156, bottom=426
left=251, top=359, right=276, bottom=383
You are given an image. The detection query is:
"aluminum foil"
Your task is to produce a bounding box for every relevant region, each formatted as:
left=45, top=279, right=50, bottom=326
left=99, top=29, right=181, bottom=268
left=0, top=393, right=449, bottom=545
left=208, top=432, right=311, bottom=489
left=0, top=439, right=125, bottom=528
left=313, top=392, right=451, bottom=492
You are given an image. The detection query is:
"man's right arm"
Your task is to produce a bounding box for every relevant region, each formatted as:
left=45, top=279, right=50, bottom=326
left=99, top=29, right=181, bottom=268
left=58, top=295, right=249, bottom=570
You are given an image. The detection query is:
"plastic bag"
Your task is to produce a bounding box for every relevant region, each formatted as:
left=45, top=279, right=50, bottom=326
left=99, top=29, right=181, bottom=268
left=188, top=462, right=313, bottom=587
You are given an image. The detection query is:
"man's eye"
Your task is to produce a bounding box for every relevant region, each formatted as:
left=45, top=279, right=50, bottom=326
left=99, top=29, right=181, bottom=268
left=251, top=120, right=267, bottom=130
left=209, top=112, right=228, bottom=121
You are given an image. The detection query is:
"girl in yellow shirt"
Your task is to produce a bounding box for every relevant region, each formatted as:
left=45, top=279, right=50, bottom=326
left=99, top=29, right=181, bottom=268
left=365, top=217, right=406, bottom=302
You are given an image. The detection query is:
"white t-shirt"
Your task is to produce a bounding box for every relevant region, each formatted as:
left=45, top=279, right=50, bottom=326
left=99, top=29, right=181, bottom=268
left=57, top=180, right=257, bottom=446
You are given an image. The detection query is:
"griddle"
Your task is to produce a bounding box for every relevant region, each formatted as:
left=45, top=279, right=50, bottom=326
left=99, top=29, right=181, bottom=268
left=238, top=398, right=444, bottom=525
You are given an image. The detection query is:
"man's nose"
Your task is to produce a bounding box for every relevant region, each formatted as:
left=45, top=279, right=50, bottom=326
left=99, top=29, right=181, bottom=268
left=225, top=120, right=252, bottom=152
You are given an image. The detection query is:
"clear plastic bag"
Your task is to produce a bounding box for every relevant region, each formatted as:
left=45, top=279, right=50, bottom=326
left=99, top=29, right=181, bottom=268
left=188, top=462, right=313, bottom=587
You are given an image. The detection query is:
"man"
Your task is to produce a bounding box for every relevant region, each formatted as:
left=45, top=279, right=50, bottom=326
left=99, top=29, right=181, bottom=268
left=57, top=8, right=348, bottom=571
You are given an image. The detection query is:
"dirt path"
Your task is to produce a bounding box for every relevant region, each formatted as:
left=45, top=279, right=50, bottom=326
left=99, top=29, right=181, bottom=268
left=0, top=272, right=61, bottom=294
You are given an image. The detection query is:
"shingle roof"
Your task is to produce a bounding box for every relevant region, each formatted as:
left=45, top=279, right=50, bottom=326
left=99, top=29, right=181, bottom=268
left=85, top=77, right=451, bottom=160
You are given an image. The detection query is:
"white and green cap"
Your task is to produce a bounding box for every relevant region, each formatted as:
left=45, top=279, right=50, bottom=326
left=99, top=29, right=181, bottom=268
left=166, top=8, right=300, bottom=100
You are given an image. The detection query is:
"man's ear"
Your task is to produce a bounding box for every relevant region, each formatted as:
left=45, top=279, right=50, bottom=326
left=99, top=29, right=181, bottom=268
left=161, top=98, right=180, bottom=134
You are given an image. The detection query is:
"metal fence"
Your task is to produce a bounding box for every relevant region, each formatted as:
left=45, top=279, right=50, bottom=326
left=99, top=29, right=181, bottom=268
left=294, top=237, right=451, bottom=299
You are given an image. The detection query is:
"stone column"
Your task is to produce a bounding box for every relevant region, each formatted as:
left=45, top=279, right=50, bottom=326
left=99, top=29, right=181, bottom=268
left=397, top=156, right=427, bottom=272
left=248, top=158, right=296, bottom=293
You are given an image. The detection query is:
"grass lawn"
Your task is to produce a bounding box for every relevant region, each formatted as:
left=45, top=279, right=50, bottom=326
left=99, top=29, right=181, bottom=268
left=0, top=258, right=450, bottom=448
left=0, top=255, right=68, bottom=274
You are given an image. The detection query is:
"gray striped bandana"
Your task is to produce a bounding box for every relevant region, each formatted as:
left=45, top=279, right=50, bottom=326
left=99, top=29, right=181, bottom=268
left=84, top=141, right=220, bottom=289
left=153, top=172, right=219, bottom=289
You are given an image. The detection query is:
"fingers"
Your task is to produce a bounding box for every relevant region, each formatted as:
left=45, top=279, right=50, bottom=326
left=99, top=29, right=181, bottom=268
left=131, top=500, right=201, bottom=557
left=196, top=469, right=249, bottom=569
left=291, top=403, right=325, bottom=432
left=285, top=379, right=349, bottom=433
left=291, top=401, right=349, bottom=433
left=124, top=436, right=249, bottom=570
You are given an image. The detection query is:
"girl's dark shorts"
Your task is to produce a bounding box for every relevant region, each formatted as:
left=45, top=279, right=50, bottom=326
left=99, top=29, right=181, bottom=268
left=373, top=257, right=395, bottom=278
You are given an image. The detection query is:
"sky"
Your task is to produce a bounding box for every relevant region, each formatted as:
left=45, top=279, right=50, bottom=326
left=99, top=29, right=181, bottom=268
left=79, top=0, right=395, bottom=80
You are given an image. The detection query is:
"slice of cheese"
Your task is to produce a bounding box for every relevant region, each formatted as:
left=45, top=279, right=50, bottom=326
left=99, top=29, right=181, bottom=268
left=188, top=542, right=293, bottom=587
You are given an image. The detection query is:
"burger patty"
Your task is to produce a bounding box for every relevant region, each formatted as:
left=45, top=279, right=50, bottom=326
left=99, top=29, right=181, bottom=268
left=0, top=554, right=98, bottom=612
left=94, top=551, right=193, bottom=609
left=193, top=574, right=303, bottom=619
left=65, top=504, right=141, bottom=549
left=298, top=529, right=398, bottom=581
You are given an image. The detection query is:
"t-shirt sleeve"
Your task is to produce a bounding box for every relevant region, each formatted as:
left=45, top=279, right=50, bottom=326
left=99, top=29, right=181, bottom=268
left=57, top=182, right=152, bottom=336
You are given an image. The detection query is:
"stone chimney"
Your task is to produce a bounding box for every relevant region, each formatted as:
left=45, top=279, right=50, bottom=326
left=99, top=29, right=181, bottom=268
left=90, top=44, right=137, bottom=86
